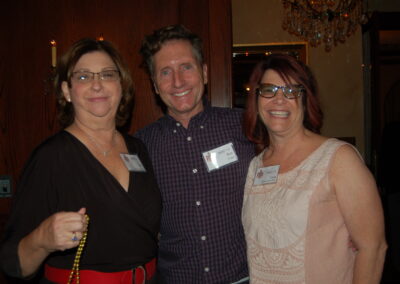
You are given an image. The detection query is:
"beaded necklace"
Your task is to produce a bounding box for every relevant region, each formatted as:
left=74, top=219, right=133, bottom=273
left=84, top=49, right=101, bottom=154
left=68, top=214, right=89, bottom=284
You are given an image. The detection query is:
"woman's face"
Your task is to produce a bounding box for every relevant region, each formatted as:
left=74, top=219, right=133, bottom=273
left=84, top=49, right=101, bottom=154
left=61, top=51, right=122, bottom=124
left=257, top=69, right=304, bottom=137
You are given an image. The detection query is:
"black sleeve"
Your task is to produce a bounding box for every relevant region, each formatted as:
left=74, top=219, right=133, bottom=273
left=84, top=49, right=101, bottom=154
left=0, top=145, right=58, bottom=278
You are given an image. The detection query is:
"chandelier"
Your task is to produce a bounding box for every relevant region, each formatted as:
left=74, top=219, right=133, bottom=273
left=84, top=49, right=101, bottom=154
left=282, top=0, right=364, bottom=51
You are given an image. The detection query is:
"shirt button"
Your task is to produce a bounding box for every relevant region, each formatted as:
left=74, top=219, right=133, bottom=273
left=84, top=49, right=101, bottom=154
left=204, top=267, right=210, bottom=272
left=200, top=125, right=204, bottom=129
left=176, top=122, right=181, bottom=127
left=187, top=136, right=192, bottom=141
left=192, top=168, right=198, bottom=173
left=173, top=129, right=177, bottom=133
left=196, top=201, right=201, bottom=206
left=201, top=235, right=207, bottom=241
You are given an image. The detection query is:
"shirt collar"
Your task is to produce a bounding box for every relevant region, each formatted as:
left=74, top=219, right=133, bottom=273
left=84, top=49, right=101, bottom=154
left=164, top=104, right=212, bottom=129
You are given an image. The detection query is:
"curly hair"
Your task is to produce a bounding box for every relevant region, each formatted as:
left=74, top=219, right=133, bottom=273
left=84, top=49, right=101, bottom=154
left=243, top=54, right=323, bottom=153
left=54, top=38, right=134, bottom=128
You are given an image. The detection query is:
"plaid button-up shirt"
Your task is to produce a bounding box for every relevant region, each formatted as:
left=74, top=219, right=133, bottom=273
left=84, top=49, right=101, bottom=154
left=135, top=105, right=255, bottom=283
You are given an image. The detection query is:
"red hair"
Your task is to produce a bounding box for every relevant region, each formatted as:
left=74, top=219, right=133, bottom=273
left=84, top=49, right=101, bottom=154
left=243, top=54, right=323, bottom=153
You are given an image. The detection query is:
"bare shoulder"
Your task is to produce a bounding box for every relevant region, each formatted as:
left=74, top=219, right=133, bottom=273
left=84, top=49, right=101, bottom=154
left=330, top=142, right=376, bottom=194
left=331, top=143, right=364, bottom=170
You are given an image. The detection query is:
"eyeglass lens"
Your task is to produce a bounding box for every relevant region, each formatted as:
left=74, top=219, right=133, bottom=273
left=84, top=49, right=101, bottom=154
left=71, top=70, right=120, bottom=83
left=257, top=84, right=303, bottom=99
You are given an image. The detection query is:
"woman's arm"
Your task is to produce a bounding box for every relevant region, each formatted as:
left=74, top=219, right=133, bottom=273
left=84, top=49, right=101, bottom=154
left=18, top=208, right=87, bottom=277
left=331, top=145, right=387, bottom=284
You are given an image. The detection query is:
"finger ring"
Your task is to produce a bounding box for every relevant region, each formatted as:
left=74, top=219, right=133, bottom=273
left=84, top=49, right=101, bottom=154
left=72, top=233, right=78, bottom=242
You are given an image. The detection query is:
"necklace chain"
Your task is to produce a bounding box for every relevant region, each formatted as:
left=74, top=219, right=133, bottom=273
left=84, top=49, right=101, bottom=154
left=80, top=128, right=117, bottom=157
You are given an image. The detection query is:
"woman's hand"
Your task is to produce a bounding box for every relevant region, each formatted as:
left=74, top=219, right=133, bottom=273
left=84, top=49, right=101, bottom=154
left=34, top=207, right=87, bottom=252
left=18, top=207, right=88, bottom=277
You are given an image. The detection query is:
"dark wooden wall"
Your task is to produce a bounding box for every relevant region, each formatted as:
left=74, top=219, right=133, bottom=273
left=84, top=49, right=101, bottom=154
left=0, top=1, right=232, bottom=281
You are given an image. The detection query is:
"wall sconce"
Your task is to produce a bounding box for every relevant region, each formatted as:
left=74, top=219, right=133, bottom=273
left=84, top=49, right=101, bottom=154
left=50, top=40, right=57, bottom=68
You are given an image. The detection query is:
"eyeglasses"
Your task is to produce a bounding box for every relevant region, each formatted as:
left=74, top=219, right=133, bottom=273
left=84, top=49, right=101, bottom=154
left=256, top=83, right=304, bottom=99
left=71, top=70, right=120, bottom=83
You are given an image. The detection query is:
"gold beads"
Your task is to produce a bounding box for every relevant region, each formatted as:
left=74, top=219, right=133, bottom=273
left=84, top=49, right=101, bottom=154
left=67, top=214, right=89, bottom=284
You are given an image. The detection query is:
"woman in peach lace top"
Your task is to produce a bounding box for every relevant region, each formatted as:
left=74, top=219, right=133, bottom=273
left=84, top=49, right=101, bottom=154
left=241, top=54, right=386, bottom=284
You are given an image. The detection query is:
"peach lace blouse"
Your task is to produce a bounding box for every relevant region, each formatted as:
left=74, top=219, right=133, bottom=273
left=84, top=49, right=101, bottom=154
left=242, top=138, right=356, bottom=284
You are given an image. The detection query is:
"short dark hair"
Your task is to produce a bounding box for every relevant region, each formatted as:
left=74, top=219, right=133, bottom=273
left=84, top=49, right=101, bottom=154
left=243, top=53, right=323, bottom=153
left=140, top=24, right=204, bottom=77
left=54, top=38, right=134, bottom=128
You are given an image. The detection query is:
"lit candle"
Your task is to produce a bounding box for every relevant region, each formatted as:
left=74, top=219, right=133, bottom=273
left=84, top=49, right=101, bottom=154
left=50, top=40, right=57, bottom=67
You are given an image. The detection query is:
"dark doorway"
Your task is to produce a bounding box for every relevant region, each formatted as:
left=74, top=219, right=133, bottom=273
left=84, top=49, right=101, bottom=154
left=364, top=11, right=400, bottom=284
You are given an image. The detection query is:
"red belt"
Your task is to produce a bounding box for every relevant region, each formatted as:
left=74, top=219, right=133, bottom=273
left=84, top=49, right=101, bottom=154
left=44, top=258, right=156, bottom=284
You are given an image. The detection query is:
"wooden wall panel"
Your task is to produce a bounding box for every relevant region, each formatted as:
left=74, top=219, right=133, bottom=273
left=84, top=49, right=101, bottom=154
left=0, top=2, right=232, bottom=282
left=209, top=0, right=233, bottom=107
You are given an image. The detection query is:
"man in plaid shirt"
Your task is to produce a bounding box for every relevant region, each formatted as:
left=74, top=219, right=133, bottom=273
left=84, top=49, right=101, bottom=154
left=135, top=24, right=255, bottom=284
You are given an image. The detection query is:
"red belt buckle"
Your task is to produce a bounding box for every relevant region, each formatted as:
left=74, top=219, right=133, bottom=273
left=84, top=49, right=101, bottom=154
left=136, top=257, right=156, bottom=283
left=134, top=266, right=146, bottom=284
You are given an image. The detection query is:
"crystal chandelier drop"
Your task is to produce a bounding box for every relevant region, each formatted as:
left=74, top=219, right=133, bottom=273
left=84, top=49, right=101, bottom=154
left=282, top=0, right=364, bottom=52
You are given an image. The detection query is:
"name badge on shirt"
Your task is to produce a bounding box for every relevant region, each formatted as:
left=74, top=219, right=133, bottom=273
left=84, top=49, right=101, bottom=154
left=202, top=142, right=238, bottom=172
left=253, top=165, right=280, bottom=185
left=120, top=154, right=146, bottom=172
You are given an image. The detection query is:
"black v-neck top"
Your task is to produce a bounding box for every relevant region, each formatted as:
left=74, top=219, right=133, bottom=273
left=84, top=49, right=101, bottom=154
left=0, top=131, right=161, bottom=278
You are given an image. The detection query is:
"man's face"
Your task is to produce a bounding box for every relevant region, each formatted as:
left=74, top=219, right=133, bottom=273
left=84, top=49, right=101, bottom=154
left=152, top=40, right=207, bottom=122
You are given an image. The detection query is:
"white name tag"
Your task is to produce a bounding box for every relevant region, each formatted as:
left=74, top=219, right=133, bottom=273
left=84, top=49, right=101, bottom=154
left=120, top=154, right=146, bottom=172
left=202, top=142, right=238, bottom=172
left=253, top=165, right=280, bottom=185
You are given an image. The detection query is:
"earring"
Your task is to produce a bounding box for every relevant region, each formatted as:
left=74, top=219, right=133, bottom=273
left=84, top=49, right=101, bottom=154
left=66, top=97, right=71, bottom=102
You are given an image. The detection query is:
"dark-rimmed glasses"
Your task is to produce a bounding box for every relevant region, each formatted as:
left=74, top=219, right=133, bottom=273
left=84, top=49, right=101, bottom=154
left=71, top=70, right=120, bottom=83
left=256, top=83, right=304, bottom=99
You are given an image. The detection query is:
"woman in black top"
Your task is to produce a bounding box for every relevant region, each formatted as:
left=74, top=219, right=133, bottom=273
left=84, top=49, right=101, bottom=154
left=0, top=38, right=161, bottom=284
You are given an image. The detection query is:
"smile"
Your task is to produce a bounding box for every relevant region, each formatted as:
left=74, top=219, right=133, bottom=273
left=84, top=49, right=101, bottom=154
left=269, top=111, right=289, bottom=118
left=173, top=90, right=190, bottom=97
left=88, top=96, right=108, bottom=102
